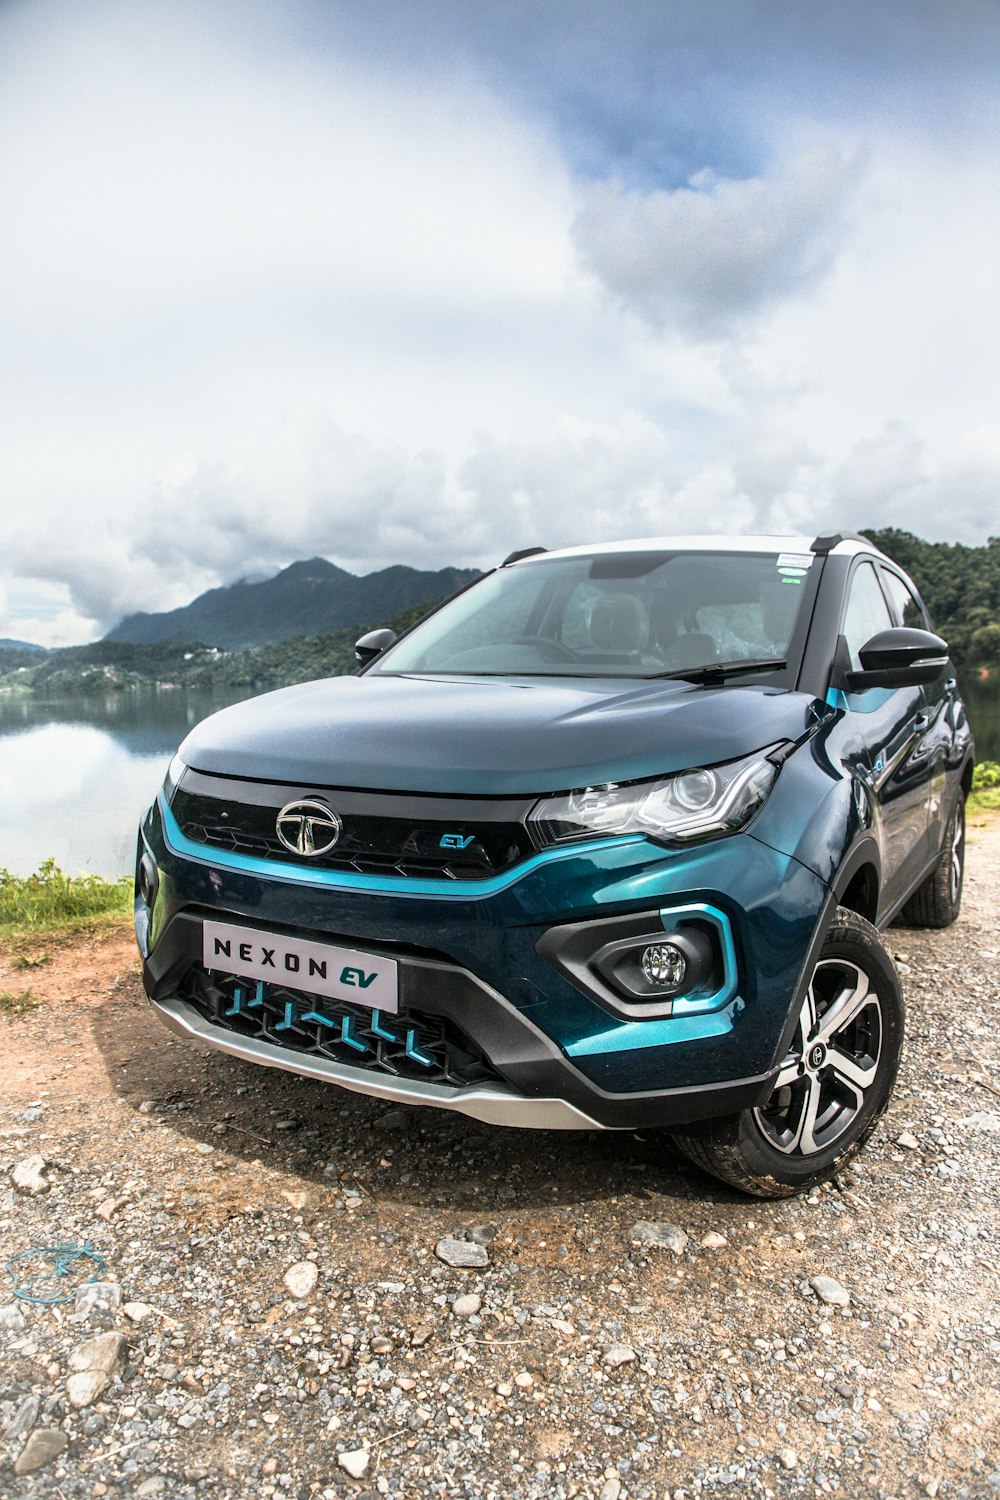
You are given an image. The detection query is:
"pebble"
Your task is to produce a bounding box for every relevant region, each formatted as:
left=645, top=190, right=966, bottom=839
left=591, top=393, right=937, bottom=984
left=896, top=1131, right=921, bottom=1149
left=514, top=1371, right=534, bottom=1388
left=778, top=1448, right=799, bottom=1470
left=961, top=1111, right=1000, bottom=1132
left=699, top=1230, right=728, bottom=1249
left=13, top=1427, right=68, bottom=1476
left=0, top=1302, right=27, bottom=1332
left=468, top=1223, right=498, bottom=1245
left=602, top=1343, right=636, bottom=1367
left=375, top=1109, right=411, bottom=1130
left=2, top=1393, right=40, bottom=1442
left=452, top=1293, right=482, bottom=1317
left=338, top=1448, right=370, bottom=1479
left=11, top=1153, right=51, bottom=1194
left=629, top=1219, right=689, bottom=1254
left=599, top=1480, right=622, bottom=1500
left=283, top=1260, right=319, bottom=1299
left=435, top=1237, right=489, bottom=1268
left=75, top=1281, right=123, bottom=1320
left=124, top=1301, right=155, bottom=1322
left=66, top=1331, right=127, bottom=1409
left=809, top=1275, right=851, bottom=1307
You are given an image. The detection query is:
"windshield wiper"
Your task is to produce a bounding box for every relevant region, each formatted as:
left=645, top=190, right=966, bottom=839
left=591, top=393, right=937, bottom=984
left=656, top=657, right=788, bottom=684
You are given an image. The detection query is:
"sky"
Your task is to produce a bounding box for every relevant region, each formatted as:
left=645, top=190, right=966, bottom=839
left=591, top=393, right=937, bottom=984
left=1, top=0, right=999, bottom=646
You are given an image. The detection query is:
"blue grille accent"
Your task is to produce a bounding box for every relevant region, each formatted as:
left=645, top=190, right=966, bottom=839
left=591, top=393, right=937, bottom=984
left=179, top=967, right=502, bottom=1089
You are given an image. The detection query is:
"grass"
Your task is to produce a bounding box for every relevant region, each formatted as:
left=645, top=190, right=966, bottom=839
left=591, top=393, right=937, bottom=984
left=968, top=759, right=1000, bottom=817
left=0, top=988, right=40, bottom=1015
left=0, top=858, right=132, bottom=943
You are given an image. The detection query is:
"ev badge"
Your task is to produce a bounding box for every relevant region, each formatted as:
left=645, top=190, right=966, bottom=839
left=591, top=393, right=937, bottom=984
left=275, top=800, right=342, bottom=857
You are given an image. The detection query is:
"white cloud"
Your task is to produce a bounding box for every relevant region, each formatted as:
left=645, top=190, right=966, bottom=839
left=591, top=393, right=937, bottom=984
left=572, top=145, right=862, bottom=335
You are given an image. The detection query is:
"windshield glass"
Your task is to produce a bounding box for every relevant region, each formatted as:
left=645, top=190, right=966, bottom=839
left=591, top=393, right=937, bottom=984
left=373, top=549, right=814, bottom=679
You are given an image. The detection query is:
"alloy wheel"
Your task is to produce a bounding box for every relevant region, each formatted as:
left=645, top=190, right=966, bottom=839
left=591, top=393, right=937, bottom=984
left=752, top=958, right=883, bottom=1157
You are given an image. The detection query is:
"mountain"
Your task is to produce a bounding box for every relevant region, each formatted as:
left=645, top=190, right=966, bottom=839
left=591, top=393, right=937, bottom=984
left=0, top=638, right=48, bottom=652
left=104, top=558, right=482, bottom=650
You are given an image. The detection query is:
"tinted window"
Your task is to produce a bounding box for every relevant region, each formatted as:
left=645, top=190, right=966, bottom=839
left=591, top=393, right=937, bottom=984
left=843, top=562, right=893, bottom=671
left=375, top=551, right=813, bottom=678
left=880, top=569, right=927, bottom=629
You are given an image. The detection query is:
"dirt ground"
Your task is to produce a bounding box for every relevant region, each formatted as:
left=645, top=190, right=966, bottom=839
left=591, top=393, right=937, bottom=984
left=2, top=819, right=999, bottom=1499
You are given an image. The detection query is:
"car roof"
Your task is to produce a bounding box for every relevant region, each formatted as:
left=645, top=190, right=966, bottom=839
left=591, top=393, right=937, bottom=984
left=518, top=533, right=882, bottom=563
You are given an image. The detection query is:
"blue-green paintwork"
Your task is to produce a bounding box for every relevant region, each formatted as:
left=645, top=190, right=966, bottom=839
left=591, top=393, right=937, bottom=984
left=159, top=792, right=645, bottom=898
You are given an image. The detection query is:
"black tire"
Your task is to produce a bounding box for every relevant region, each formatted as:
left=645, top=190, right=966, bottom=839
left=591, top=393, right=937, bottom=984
left=667, top=908, right=904, bottom=1198
left=898, top=795, right=965, bottom=929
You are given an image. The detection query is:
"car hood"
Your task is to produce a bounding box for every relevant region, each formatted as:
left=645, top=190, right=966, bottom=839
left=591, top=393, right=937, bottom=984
left=179, top=672, right=822, bottom=795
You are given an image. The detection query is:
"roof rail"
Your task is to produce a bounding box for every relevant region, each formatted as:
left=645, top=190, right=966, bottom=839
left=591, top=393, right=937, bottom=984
left=501, top=546, right=548, bottom=566
left=810, top=531, right=871, bottom=554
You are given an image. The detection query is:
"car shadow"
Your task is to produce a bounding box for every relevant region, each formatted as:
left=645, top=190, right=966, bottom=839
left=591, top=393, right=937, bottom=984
left=88, top=971, right=756, bottom=1216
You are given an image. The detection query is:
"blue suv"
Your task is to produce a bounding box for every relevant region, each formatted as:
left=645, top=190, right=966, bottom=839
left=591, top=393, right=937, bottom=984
left=135, top=533, right=973, bottom=1196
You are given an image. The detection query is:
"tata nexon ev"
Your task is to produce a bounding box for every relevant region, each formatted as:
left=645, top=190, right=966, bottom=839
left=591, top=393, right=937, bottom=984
left=135, top=533, right=973, bottom=1196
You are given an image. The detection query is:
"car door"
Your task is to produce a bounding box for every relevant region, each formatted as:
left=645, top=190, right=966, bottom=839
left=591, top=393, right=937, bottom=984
left=838, top=560, right=932, bottom=916
left=878, top=564, right=952, bottom=864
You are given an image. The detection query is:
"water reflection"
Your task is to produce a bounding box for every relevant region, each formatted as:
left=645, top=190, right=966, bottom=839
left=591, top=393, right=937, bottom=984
left=0, top=689, right=252, bottom=878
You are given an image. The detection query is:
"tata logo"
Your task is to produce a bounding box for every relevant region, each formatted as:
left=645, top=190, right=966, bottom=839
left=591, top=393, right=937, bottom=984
left=276, top=800, right=342, bottom=857
left=439, top=833, right=475, bottom=850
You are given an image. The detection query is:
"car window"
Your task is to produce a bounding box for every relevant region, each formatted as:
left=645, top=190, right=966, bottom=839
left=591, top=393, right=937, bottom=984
left=376, top=551, right=814, bottom=678
left=880, top=569, right=927, bottom=629
left=842, top=562, right=894, bottom=671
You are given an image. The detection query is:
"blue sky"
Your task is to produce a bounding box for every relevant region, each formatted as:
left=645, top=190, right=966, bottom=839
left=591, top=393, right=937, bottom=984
left=1, top=0, right=999, bottom=644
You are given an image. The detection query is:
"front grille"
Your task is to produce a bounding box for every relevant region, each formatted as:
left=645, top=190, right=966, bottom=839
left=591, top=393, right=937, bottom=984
left=172, top=773, right=535, bottom=881
left=180, top=967, right=504, bottom=1089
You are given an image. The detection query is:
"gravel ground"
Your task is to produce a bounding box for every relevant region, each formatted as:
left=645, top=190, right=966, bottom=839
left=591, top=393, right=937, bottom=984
left=2, top=821, right=999, bottom=1500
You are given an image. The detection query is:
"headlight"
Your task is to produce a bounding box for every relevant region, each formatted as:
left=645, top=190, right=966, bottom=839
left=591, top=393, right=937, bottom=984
left=163, top=752, right=187, bottom=802
left=528, top=749, right=780, bottom=847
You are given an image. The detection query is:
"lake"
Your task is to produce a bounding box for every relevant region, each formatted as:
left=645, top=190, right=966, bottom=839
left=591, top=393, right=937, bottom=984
left=2, top=672, right=999, bottom=879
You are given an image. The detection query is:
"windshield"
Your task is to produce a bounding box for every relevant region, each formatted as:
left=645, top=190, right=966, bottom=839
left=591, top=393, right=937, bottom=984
left=373, top=549, right=815, bottom=680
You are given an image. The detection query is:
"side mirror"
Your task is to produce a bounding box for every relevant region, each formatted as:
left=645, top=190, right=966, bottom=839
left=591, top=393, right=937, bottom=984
left=844, top=627, right=948, bottom=691
left=354, top=628, right=397, bottom=667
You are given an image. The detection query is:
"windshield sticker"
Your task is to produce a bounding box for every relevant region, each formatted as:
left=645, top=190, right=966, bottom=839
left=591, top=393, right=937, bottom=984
left=776, top=552, right=813, bottom=575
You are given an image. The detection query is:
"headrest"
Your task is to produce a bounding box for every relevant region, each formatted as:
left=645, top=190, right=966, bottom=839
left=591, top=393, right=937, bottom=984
left=589, top=595, right=646, bottom=652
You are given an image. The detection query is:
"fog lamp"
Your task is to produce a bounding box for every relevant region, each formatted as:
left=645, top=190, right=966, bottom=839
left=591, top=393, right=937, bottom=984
left=640, top=942, right=687, bottom=989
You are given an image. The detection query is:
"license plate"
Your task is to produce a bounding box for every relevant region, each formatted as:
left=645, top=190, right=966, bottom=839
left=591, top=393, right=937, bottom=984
left=202, top=920, right=398, bottom=1014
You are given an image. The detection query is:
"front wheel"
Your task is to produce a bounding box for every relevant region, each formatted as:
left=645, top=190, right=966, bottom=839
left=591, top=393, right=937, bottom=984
left=667, top=908, right=904, bottom=1198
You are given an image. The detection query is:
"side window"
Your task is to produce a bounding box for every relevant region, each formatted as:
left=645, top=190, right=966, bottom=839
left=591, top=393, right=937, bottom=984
left=842, top=562, right=894, bottom=672
left=880, top=569, right=927, bottom=629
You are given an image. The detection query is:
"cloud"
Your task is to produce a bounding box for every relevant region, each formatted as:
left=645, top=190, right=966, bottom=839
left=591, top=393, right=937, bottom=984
left=572, top=145, right=862, bottom=335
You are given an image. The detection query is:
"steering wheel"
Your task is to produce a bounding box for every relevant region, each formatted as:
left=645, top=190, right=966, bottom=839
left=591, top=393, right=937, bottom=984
left=513, top=635, right=578, bottom=661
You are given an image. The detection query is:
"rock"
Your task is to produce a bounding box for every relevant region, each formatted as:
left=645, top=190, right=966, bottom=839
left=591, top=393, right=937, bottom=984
left=452, top=1293, right=482, bottom=1317
left=284, top=1261, right=319, bottom=1299
left=11, top=1153, right=51, bottom=1194
left=66, top=1331, right=127, bottom=1408
left=75, top=1281, right=123, bottom=1321
left=338, top=1448, right=370, bottom=1479
left=371, top=1335, right=394, bottom=1353
left=961, top=1111, right=1000, bottom=1133
left=599, top=1480, right=622, bottom=1500
left=13, top=1427, right=68, bottom=1476
left=778, top=1448, right=799, bottom=1470
left=809, top=1275, right=850, bottom=1308
left=375, top=1109, right=411, bottom=1130
left=467, top=1223, right=497, bottom=1246
left=135, top=1479, right=168, bottom=1496
left=2, top=1393, right=40, bottom=1442
left=0, top=1301, right=27, bottom=1332
left=603, top=1343, right=636, bottom=1368
left=896, top=1131, right=921, bottom=1149
left=435, top=1238, right=489, bottom=1268
left=629, top=1220, right=689, bottom=1254
left=123, top=1302, right=155, bottom=1322
left=700, top=1231, right=728, bottom=1249
left=138, top=1100, right=158, bottom=1114
left=410, top=1324, right=434, bottom=1347
left=514, top=1371, right=533, bottom=1388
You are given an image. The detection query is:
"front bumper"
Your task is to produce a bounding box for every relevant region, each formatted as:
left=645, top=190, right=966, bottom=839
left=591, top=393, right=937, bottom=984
left=136, top=792, right=832, bottom=1131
